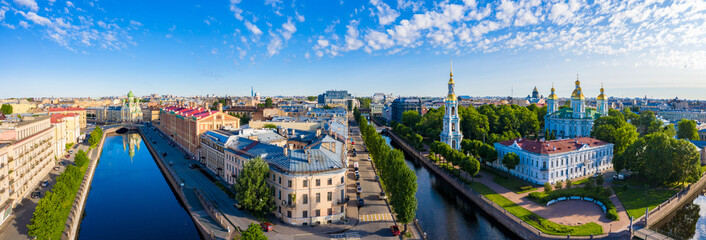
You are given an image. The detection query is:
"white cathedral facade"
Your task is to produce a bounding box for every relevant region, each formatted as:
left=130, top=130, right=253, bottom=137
left=544, top=78, right=608, bottom=139
left=440, top=62, right=462, bottom=150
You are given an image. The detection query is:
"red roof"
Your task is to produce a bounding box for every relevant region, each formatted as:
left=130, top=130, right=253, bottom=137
left=162, top=106, right=216, bottom=119
left=48, top=107, right=85, bottom=112
left=50, top=113, right=80, bottom=123
left=498, top=137, right=609, bottom=155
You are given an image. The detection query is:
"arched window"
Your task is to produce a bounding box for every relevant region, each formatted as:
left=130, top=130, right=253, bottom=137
left=452, top=122, right=456, bottom=131
left=452, top=106, right=455, bottom=115
left=452, top=140, right=457, bottom=148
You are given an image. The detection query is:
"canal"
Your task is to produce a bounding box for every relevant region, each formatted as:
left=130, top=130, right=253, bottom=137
left=654, top=190, right=706, bottom=240
left=383, top=135, right=518, bottom=240
left=78, top=133, right=200, bottom=240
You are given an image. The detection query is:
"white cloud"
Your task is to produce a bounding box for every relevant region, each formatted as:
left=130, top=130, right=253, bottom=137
left=129, top=20, right=142, bottom=27
left=265, top=0, right=281, bottom=8
left=13, top=0, right=38, bottom=11
left=211, top=48, right=217, bottom=55
left=65, top=1, right=73, bottom=8
left=267, top=35, right=283, bottom=56
left=295, top=11, right=305, bottom=22
left=370, top=0, right=399, bottom=25
left=462, top=0, right=476, bottom=9
left=548, top=2, right=572, bottom=25
left=244, top=20, right=262, bottom=35
left=280, top=19, right=296, bottom=40
left=229, top=0, right=244, bottom=21
left=317, top=39, right=329, bottom=48
left=0, top=7, right=7, bottom=22
left=19, top=20, right=29, bottom=28
left=18, top=11, right=51, bottom=26
left=304, top=52, right=310, bottom=59
left=343, top=20, right=364, bottom=51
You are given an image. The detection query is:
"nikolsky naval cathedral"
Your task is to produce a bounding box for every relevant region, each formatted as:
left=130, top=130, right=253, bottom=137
left=544, top=76, right=608, bottom=139
left=440, top=61, right=462, bottom=150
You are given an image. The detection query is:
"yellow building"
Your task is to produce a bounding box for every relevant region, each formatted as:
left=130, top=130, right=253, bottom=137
left=48, top=107, right=87, bottom=129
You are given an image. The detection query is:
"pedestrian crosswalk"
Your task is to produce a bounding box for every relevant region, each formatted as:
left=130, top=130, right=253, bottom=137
left=330, top=232, right=360, bottom=240
left=359, top=213, right=393, bottom=222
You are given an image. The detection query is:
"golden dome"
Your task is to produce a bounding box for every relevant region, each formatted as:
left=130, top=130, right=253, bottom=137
left=547, top=87, right=558, bottom=100
left=596, top=84, right=606, bottom=100
left=446, top=93, right=456, bottom=101
left=448, top=77, right=454, bottom=85
left=572, top=87, right=585, bottom=100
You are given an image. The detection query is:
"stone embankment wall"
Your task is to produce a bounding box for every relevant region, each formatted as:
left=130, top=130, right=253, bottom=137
left=384, top=129, right=630, bottom=240
left=643, top=171, right=706, bottom=227
left=62, top=127, right=114, bottom=240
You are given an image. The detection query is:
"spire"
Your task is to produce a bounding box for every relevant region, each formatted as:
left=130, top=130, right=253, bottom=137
left=450, top=57, right=453, bottom=77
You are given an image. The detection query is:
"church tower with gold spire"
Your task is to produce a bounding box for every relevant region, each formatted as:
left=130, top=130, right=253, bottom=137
left=440, top=60, right=462, bottom=150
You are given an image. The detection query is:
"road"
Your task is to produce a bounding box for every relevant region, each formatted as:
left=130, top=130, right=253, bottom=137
left=0, top=141, right=89, bottom=240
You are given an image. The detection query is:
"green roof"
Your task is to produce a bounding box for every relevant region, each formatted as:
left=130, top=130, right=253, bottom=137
left=548, top=107, right=602, bottom=120
left=127, top=90, right=134, bottom=98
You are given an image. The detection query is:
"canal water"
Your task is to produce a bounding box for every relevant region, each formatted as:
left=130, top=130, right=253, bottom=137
left=78, top=133, right=200, bottom=240
left=654, top=191, right=706, bottom=240
left=383, top=136, right=518, bottom=240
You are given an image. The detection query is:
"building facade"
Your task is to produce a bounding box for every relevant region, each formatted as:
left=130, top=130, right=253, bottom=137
left=544, top=78, right=606, bottom=139
left=157, top=104, right=239, bottom=156
left=390, top=98, right=422, bottom=123
left=96, top=90, right=143, bottom=123
left=494, top=137, right=614, bottom=184
left=47, top=107, right=86, bottom=129
left=440, top=63, right=462, bottom=150
left=0, top=116, right=56, bottom=223
left=200, top=128, right=348, bottom=226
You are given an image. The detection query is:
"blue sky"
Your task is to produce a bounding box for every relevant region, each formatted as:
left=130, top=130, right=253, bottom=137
left=1, top=0, right=705, bottom=99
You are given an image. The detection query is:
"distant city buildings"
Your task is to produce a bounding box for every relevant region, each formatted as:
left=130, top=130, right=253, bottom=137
left=544, top=78, right=607, bottom=139
left=494, top=137, right=614, bottom=184
left=317, top=90, right=357, bottom=111
left=390, top=98, right=422, bottom=123
left=47, top=107, right=87, bottom=129
left=440, top=63, right=462, bottom=150
left=95, top=91, right=143, bottom=123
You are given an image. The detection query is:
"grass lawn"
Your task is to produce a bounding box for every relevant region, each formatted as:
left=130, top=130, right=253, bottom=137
left=572, top=177, right=593, bottom=186
left=471, top=182, right=603, bottom=236
left=613, top=187, right=679, bottom=219
left=492, top=175, right=537, bottom=194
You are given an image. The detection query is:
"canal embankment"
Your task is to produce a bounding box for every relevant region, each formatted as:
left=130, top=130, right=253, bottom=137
left=62, top=126, right=113, bottom=240
left=641, top=171, right=706, bottom=228
left=383, top=128, right=631, bottom=240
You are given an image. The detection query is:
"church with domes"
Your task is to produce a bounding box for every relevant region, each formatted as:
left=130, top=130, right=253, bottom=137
left=96, top=90, right=144, bottom=123
left=544, top=77, right=608, bottom=139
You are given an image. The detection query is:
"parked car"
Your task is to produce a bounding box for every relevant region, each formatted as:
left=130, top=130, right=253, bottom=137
left=31, top=191, right=42, bottom=199
left=375, top=176, right=379, bottom=182
left=379, top=191, right=387, bottom=200
left=65, top=154, right=71, bottom=158
left=233, top=201, right=244, bottom=210
left=169, top=161, right=175, bottom=166
left=69, top=150, right=73, bottom=154
left=260, top=222, right=273, bottom=232
left=189, top=164, right=198, bottom=169
left=357, top=186, right=362, bottom=194
left=162, top=152, right=167, bottom=157
left=613, top=174, right=626, bottom=180
left=355, top=173, right=360, bottom=180
left=356, top=182, right=361, bottom=188
left=41, top=180, right=49, bottom=187
left=354, top=167, right=359, bottom=172
left=357, top=198, right=364, bottom=207
left=390, top=225, right=401, bottom=236
left=54, top=166, right=60, bottom=171
left=592, top=173, right=601, bottom=178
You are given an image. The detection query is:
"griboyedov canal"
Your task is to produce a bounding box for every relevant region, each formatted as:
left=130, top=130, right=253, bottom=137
left=383, top=135, right=519, bottom=240
left=77, top=133, right=199, bottom=240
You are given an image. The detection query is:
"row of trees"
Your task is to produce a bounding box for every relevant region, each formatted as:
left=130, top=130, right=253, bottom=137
left=234, top=157, right=275, bottom=218
left=392, top=122, right=424, bottom=151
left=358, top=116, right=417, bottom=233
left=592, top=109, right=702, bottom=186
left=87, top=126, right=103, bottom=149
left=460, top=139, right=497, bottom=163
left=430, top=141, right=480, bottom=179
left=400, top=104, right=545, bottom=145
left=28, top=150, right=90, bottom=240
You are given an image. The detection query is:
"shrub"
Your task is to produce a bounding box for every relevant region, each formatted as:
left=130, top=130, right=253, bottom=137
left=555, top=181, right=563, bottom=190
left=584, top=181, right=594, bottom=191
left=528, top=192, right=542, bottom=199
left=544, top=182, right=553, bottom=193
left=520, top=186, right=533, bottom=191
left=622, top=184, right=629, bottom=191
left=595, top=175, right=604, bottom=186
left=566, top=179, right=573, bottom=188
left=606, top=208, right=619, bottom=221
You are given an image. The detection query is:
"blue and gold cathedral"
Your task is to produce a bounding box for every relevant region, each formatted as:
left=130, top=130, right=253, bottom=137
left=440, top=61, right=463, bottom=150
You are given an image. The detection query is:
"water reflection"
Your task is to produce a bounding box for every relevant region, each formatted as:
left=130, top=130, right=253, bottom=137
left=655, top=193, right=706, bottom=240
left=384, top=136, right=517, bottom=240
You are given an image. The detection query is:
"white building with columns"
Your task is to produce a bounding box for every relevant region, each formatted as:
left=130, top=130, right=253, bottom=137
left=494, top=137, right=614, bottom=184
left=440, top=62, right=462, bottom=150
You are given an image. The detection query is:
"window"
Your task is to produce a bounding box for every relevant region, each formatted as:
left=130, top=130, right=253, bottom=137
left=316, top=179, right=321, bottom=186
left=341, top=176, right=344, bottom=184
left=316, top=193, right=321, bottom=203
left=278, top=176, right=281, bottom=184
left=303, top=194, right=308, bottom=204
left=303, top=211, right=308, bottom=218
left=288, top=180, right=292, bottom=188
left=327, top=192, right=332, bottom=201
left=327, top=178, right=332, bottom=185
left=315, top=209, right=320, bottom=217
left=341, top=206, right=344, bottom=214
left=278, top=190, right=281, bottom=200
left=287, top=211, right=292, bottom=218
left=303, top=180, right=308, bottom=187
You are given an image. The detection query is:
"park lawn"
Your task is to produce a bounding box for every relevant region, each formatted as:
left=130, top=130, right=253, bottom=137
left=572, top=177, right=593, bottom=186
left=613, top=187, right=679, bottom=219
left=492, top=176, right=537, bottom=194
left=471, top=182, right=603, bottom=236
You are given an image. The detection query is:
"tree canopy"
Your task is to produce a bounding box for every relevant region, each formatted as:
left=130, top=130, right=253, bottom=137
left=0, top=104, right=12, bottom=115
left=677, top=119, right=699, bottom=140
left=502, top=152, right=520, bottom=172
left=264, top=98, right=273, bottom=107
left=241, top=223, right=268, bottom=240
left=234, top=157, right=275, bottom=217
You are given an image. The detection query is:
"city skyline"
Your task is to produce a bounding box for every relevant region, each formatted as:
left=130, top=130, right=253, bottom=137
left=1, top=0, right=705, bottom=99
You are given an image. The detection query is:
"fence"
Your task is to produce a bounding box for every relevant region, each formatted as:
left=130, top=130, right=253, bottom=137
left=384, top=129, right=630, bottom=240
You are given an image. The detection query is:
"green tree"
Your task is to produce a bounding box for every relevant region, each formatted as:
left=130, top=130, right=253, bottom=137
left=459, top=106, right=489, bottom=142
left=357, top=97, right=372, bottom=109
left=241, top=223, right=268, bottom=240
left=307, top=96, right=317, bottom=101
left=263, top=124, right=277, bottom=129
left=0, top=104, right=12, bottom=115
left=234, top=157, right=275, bottom=217
left=390, top=165, right=418, bottom=234
left=502, top=152, right=520, bottom=172
left=264, top=98, right=273, bottom=107
left=544, top=182, right=552, bottom=193
left=677, top=119, right=699, bottom=140
left=74, top=150, right=89, bottom=167
left=400, top=110, right=421, bottom=128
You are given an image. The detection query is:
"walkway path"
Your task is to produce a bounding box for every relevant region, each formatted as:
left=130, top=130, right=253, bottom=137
left=471, top=170, right=630, bottom=233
